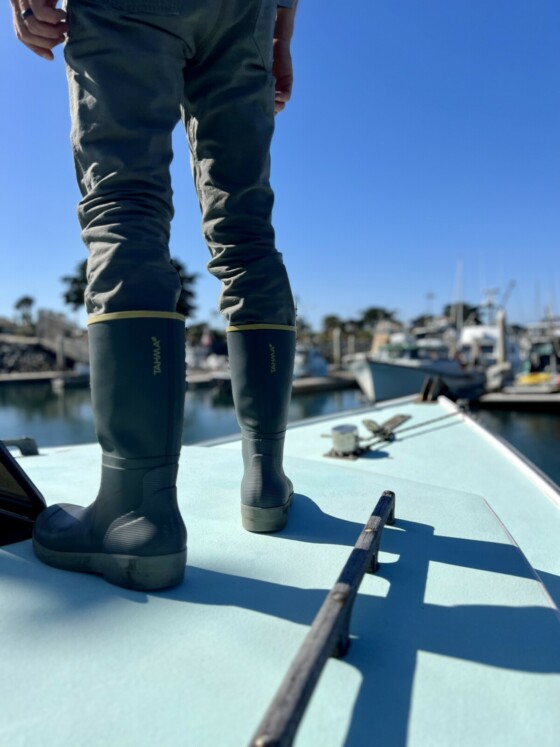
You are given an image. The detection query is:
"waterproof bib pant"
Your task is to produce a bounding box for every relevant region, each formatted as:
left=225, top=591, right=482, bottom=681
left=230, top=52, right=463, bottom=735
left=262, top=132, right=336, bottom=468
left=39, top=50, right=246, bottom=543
left=32, top=0, right=296, bottom=587
left=64, top=0, right=295, bottom=323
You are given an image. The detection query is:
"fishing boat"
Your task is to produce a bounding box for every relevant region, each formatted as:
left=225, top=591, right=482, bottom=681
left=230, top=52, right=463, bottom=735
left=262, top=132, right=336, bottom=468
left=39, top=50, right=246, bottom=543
left=476, top=332, right=560, bottom=410
left=1, top=394, right=559, bottom=745
left=457, top=321, right=523, bottom=371
left=343, top=340, right=486, bottom=402
left=507, top=336, right=560, bottom=393
left=345, top=308, right=528, bottom=403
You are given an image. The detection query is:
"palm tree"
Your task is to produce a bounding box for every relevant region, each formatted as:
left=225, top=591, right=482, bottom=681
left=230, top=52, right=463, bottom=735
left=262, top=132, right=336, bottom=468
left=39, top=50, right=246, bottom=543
left=360, top=306, right=399, bottom=331
left=322, top=314, right=344, bottom=332
left=14, top=295, right=35, bottom=327
left=61, top=260, right=88, bottom=311
left=170, top=258, right=197, bottom=319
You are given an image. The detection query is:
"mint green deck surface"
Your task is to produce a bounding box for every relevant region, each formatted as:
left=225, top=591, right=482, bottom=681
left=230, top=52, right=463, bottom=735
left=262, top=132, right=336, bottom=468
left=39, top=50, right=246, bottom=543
left=2, top=398, right=559, bottom=746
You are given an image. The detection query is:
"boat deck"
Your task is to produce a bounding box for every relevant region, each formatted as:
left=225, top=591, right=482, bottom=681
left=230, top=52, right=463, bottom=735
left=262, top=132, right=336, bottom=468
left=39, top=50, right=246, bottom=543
left=2, top=397, right=559, bottom=746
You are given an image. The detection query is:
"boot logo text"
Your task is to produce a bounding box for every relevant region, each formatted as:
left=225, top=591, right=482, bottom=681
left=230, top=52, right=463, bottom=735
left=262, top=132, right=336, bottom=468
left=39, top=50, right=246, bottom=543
left=269, top=343, right=276, bottom=373
left=151, top=336, right=162, bottom=375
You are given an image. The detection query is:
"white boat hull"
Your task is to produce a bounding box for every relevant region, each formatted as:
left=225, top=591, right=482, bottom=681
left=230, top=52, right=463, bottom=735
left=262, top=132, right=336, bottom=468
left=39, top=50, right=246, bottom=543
left=347, top=355, right=486, bottom=402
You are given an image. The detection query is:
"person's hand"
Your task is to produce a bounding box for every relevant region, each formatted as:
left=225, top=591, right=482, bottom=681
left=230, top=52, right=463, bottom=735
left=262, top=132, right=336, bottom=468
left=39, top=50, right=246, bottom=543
left=273, top=38, right=293, bottom=114
left=11, top=0, right=67, bottom=61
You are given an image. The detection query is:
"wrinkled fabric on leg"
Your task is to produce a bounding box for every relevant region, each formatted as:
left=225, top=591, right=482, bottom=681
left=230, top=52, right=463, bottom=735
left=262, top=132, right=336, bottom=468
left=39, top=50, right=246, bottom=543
left=65, top=0, right=294, bottom=323
left=182, top=0, right=296, bottom=326
left=65, top=0, right=201, bottom=314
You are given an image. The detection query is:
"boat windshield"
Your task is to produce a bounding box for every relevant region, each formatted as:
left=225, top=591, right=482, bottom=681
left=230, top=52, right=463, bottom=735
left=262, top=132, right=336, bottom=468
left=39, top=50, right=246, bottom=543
left=376, top=344, right=449, bottom=361
left=524, top=342, right=560, bottom=374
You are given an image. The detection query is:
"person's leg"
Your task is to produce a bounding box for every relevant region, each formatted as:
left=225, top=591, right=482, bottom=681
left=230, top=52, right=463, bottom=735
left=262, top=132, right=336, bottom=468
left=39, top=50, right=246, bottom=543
left=33, top=2, right=189, bottom=589
left=67, top=2, right=187, bottom=316
left=182, top=0, right=296, bottom=531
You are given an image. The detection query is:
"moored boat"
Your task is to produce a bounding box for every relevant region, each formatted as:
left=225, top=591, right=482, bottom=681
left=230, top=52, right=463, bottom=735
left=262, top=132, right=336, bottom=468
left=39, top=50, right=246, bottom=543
left=476, top=333, right=560, bottom=409
left=507, top=336, right=560, bottom=394
left=344, top=342, right=486, bottom=402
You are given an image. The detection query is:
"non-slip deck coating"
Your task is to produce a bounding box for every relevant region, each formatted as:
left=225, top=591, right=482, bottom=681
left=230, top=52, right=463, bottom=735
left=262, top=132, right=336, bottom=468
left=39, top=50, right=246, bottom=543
left=1, top=397, right=559, bottom=746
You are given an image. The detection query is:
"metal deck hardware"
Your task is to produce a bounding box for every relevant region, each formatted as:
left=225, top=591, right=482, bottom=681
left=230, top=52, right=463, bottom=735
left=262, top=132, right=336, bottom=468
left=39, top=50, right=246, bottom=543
left=324, top=416, right=411, bottom=459
left=362, top=414, right=411, bottom=440
left=419, top=375, right=449, bottom=402
left=324, top=410, right=464, bottom=460
left=249, top=490, right=396, bottom=747
left=1, top=437, right=39, bottom=456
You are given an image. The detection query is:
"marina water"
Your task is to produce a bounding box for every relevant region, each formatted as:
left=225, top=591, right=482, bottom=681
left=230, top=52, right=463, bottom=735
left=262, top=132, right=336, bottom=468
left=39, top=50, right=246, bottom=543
left=1, top=383, right=558, bottom=485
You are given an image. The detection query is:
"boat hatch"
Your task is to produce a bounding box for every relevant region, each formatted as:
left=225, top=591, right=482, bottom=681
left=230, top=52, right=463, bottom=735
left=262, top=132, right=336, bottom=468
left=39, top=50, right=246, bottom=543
left=0, top=440, right=46, bottom=546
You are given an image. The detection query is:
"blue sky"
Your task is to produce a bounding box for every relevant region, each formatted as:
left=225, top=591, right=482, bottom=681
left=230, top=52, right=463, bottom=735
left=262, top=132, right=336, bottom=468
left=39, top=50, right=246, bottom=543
left=1, top=0, right=559, bottom=331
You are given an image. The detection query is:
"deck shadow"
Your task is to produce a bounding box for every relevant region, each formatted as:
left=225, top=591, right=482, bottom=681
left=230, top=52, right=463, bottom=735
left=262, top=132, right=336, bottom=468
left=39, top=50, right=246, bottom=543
left=342, top=518, right=560, bottom=746
left=277, top=493, right=368, bottom=546
left=170, top=520, right=560, bottom=745
left=2, top=519, right=559, bottom=747
left=534, top=569, right=560, bottom=609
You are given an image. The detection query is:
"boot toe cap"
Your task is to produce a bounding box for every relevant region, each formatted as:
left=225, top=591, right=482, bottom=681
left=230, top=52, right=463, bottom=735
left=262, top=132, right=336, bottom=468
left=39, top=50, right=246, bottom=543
left=33, top=503, right=87, bottom=552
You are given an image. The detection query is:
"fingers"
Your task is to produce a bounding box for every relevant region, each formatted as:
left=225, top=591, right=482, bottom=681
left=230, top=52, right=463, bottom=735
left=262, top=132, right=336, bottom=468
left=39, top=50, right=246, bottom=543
left=274, top=92, right=289, bottom=114
left=11, top=0, right=67, bottom=60
left=274, top=78, right=293, bottom=115
left=28, top=0, right=67, bottom=24
left=272, top=38, right=293, bottom=115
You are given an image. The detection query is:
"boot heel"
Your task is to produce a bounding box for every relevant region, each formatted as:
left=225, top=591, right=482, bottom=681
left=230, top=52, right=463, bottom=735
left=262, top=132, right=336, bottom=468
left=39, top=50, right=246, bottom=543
left=241, top=500, right=291, bottom=533
left=102, top=550, right=187, bottom=591
left=32, top=539, right=187, bottom=591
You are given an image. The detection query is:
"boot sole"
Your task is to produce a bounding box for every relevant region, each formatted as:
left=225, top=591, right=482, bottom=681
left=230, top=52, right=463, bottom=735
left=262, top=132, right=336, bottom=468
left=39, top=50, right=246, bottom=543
left=241, top=494, right=293, bottom=533
left=32, top=538, right=186, bottom=591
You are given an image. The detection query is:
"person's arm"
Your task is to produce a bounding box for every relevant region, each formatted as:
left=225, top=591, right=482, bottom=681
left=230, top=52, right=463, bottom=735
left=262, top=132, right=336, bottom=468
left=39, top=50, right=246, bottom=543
left=273, top=0, right=298, bottom=114
left=11, top=0, right=67, bottom=61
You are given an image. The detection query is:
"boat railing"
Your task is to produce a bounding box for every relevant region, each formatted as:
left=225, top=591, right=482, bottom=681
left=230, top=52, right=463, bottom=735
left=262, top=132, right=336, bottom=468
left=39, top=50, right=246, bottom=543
left=248, top=490, right=396, bottom=747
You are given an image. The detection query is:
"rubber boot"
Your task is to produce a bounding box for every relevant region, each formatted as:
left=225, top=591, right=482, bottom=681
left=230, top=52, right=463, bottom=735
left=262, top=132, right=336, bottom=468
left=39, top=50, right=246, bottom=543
left=227, top=326, right=296, bottom=532
left=32, top=313, right=187, bottom=591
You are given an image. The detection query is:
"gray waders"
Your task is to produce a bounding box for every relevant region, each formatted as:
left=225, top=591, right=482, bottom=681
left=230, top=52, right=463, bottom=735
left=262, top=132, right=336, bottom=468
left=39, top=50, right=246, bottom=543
left=227, top=325, right=296, bottom=532
left=32, top=313, right=187, bottom=591
left=32, top=1, right=297, bottom=587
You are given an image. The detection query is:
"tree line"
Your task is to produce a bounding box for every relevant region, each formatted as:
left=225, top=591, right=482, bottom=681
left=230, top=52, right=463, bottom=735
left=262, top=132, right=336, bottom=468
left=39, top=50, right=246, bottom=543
left=9, top=257, right=197, bottom=334
left=9, top=259, right=484, bottom=339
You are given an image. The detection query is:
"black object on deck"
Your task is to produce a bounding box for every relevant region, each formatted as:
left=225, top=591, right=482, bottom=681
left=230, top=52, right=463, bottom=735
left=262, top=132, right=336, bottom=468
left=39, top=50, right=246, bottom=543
left=0, top=439, right=46, bottom=546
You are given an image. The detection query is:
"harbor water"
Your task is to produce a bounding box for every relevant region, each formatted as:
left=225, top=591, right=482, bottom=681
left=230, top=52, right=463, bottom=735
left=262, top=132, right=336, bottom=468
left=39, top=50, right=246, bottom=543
left=1, top=383, right=558, bottom=485
left=0, top=382, right=363, bottom=449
